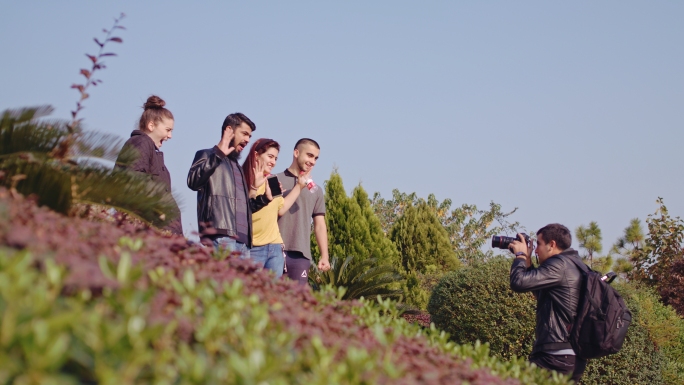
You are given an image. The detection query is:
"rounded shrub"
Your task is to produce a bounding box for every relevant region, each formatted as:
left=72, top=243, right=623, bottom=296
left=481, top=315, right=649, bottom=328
left=580, top=283, right=665, bottom=385
left=428, top=257, right=668, bottom=384
left=428, top=257, right=537, bottom=359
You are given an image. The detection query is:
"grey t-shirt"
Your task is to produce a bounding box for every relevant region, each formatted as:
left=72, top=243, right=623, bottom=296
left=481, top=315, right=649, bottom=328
left=276, top=169, right=326, bottom=260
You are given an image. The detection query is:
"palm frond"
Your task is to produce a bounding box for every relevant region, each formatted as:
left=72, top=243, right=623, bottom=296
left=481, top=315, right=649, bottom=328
left=73, top=131, right=132, bottom=163
left=1, top=105, right=54, bottom=123
left=71, top=167, right=179, bottom=227
left=0, top=105, right=179, bottom=230
left=309, top=256, right=404, bottom=301
left=0, top=107, right=70, bottom=157
left=0, top=157, right=72, bottom=212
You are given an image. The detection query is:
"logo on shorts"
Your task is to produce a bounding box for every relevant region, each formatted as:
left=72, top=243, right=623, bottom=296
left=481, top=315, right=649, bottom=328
left=301, top=270, right=308, bottom=278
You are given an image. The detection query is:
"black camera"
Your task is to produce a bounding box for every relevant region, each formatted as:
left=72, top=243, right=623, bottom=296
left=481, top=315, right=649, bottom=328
left=491, top=233, right=530, bottom=250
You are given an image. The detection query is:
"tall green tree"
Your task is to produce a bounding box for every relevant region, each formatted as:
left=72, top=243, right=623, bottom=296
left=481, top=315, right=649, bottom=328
left=389, top=202, right=460, bottom=309
left=576, top=221, right=603, bottom=268
left=352, top=185, right=401, bottom=265
left=311, top=170, right=371, bottom=262
left=372, top=189, right=519, bottom=264
left=390, top=202, right=459, bottom=273
left=631, top=198, right=684, bottom=284
left=611, top=218, right=646, bottom=277
left=311, top=171, right=400, bottom=266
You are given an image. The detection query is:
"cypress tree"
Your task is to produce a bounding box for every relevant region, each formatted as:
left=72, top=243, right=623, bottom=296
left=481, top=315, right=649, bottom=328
left=309, top=171, right=405, bottom=297
left=352, top=185, right=401, bottom=266
left=390, top=202, right=460, bottom=273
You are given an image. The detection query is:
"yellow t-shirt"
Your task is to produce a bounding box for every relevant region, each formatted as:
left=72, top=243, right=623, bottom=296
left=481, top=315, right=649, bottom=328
left=252, top=182, right=284, bottom=246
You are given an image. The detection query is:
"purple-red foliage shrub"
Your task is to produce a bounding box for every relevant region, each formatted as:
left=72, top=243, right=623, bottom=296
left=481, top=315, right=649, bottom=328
left=0, top=188, right=522, bottom=385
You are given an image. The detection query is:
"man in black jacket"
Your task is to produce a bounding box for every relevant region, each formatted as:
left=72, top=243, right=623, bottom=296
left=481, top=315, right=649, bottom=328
left=509, top=223, right=587, bottom=383
left=187, top=113, right=270, bottom=255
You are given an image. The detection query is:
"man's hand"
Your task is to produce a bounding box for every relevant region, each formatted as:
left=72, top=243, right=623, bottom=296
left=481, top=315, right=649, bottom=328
left=317, top=257, right=331, bottom=272
left=297, top=170, right=311, bottom=189
left=217, top=127, right=236, bottom=156
left=510, top=233, right=533, bottom=268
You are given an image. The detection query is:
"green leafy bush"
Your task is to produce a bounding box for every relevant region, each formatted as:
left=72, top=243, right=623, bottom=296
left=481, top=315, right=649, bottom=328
left=428, top=257, right=671, bottom=384
left=0, top=187, right=572, bottom=385
left=427, top=257, right=537, bottom=359
left=580, top=283, right=665, bottom=384
left=350, top=295, right=573, bottom=385
left=583, top=283, right=684, bottom=385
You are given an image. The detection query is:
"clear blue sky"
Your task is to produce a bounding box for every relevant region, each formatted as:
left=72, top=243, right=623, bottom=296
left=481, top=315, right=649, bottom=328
left=2, top=1, right=683, bottom=252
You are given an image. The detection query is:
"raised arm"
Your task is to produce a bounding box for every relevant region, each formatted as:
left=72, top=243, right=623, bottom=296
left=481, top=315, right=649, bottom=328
left=278, top=172, right=308, bottom=216
left=187, top=130, right=235, bottom=191
left=510, top=257, right=565, bottom=293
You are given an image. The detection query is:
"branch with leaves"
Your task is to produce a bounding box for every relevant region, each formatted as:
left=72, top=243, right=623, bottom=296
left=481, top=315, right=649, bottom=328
left=0, top=13, right=180, bottom=230
left=70, top=13, right=125, bottom=131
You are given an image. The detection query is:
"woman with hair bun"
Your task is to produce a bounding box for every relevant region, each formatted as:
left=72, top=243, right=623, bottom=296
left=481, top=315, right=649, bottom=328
left=115, top=95, right=183, bottom=235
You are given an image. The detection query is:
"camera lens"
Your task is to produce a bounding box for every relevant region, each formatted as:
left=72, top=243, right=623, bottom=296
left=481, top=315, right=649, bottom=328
left=492, top=235, right=514, bottom=249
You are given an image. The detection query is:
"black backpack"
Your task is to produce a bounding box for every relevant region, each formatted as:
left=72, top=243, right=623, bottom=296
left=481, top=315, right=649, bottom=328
left=564, top=254, right=632, bottom=359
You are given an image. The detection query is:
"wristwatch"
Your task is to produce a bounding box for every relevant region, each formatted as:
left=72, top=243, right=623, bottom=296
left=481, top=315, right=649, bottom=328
left=514, top=252, right=526, bottom=257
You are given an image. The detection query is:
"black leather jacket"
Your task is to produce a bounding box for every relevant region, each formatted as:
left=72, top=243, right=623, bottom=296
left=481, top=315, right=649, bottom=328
left=187, top=146, right=269, bottom=245
left=510, top=248, right=582, bottom=353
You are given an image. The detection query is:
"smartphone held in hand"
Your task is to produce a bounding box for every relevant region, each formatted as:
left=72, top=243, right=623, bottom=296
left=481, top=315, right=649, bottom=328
left=267, top=175, right=282, bottom=197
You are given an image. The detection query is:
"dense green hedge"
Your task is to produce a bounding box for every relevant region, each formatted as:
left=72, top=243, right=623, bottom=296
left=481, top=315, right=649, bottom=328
left=0, top=247, right=577, bottom=385
left=428, top=257, right=677, bottom=384
left=0, top=188, right=577, bottom=384
left=427, top=258, right=537, bottom=359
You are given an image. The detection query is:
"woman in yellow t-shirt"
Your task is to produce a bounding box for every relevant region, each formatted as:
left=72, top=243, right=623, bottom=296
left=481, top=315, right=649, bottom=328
left=242, top=138, right=309, bottom=277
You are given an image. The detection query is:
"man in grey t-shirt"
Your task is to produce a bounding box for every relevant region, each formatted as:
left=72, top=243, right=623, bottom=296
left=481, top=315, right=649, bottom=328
left=277, top=138, right=331, bottom=284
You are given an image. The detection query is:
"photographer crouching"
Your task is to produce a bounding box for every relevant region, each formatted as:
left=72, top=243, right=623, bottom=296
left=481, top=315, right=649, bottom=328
left=503, top=224, right=587, bottom=383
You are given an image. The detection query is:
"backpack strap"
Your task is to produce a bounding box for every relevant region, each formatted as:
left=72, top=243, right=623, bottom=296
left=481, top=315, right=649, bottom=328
left=559, top=252, right=590, bottom=275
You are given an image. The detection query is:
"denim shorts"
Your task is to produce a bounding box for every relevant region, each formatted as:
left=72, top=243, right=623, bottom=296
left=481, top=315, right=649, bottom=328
left=250, top=243, right=285, bottom=278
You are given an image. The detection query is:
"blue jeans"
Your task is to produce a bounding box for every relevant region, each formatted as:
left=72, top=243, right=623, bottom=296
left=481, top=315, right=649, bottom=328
left=212, top=237, right=250, bottom=259
left=250, top=244, right=285, bottom=278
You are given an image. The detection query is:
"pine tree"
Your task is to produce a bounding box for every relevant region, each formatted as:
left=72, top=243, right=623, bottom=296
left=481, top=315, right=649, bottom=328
left=389, top=202, right=460, bottom=309
left=352, top=185, right=401, bottom=266
left=309, top=170, right=404, bottom=298
left=372, top=190, right=519, bottom=264
left=576, top=221, right=603, bottom=268
left=312, top=171, right=402, bottom=267
left=390, top=202, right=460, bottom=273
left=311, top=170, right=371, bottom=262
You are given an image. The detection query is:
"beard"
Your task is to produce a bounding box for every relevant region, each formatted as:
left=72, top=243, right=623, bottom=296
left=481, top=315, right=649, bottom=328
left=228, top=137, right=245, bottom=160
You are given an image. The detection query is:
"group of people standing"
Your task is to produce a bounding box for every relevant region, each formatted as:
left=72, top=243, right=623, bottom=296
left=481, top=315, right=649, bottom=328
left=116, top=95, right=331, bottom=282
left=118, top=96, right=597, bottom=383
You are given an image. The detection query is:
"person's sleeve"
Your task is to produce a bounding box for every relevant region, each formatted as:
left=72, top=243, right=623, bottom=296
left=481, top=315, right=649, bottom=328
left=187, top=146, right=225, bottom=191
left=277, top=196, right=284, bottom=211
left=250, top=194, right=272, bottom=213
left=510, top=257, right=565, bottom=293
left=116, top=139, right=151, bottom=174
left=312, top=190, right=326, bottom=217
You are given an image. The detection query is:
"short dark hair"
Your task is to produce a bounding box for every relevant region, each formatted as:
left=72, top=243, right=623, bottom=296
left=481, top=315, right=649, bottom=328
left=294, top=138, right=320, bottom=150
left=537, top=223, right=572, bottom=250
left=221, top=113, right=255, bottom=135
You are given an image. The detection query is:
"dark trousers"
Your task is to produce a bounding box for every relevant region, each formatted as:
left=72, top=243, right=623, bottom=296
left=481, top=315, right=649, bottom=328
left=284, top=251, right=311, bottom=285
left=530, top=352, right=587, bottom=383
